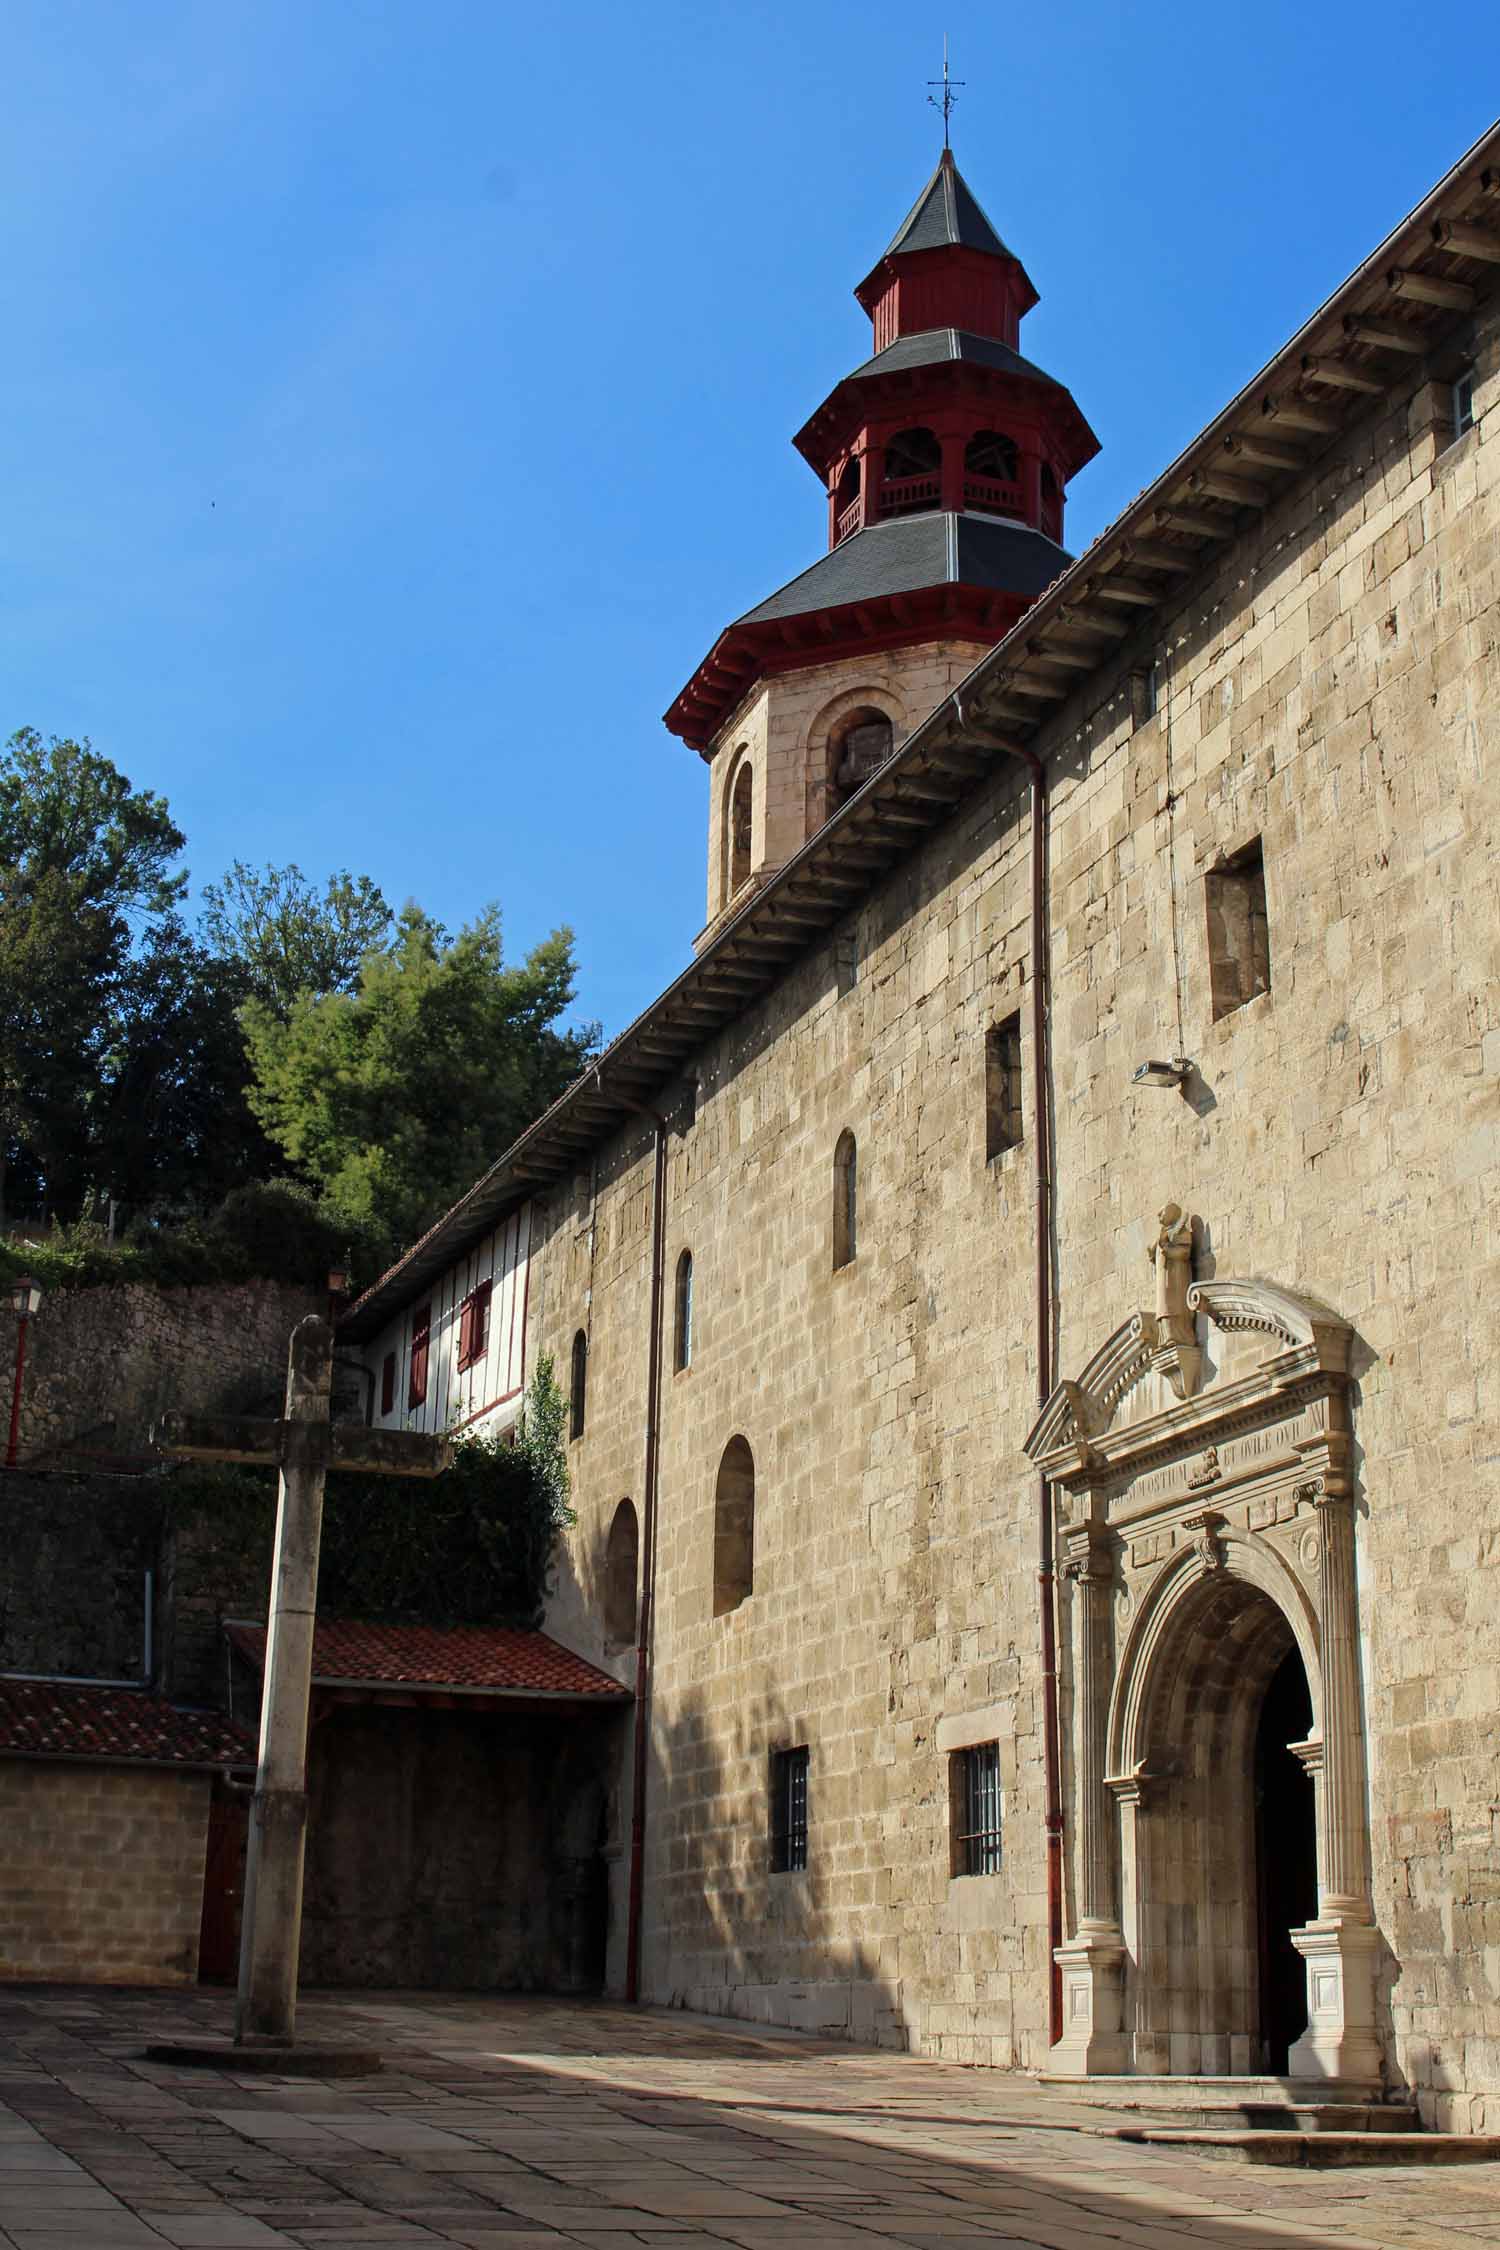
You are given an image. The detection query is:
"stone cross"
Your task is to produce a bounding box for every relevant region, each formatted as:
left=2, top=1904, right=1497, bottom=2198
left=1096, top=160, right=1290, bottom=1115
left=159, top=1315, right=449, bottom=2047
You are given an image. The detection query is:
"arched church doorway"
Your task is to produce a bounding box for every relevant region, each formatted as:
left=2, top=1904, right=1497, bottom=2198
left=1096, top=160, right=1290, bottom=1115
left=1126, top=1570, right=1319, bottom=2077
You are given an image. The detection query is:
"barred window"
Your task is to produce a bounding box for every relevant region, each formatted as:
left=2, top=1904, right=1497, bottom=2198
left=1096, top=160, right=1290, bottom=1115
left=950, top=1742, right=1003, bottom=1877
left=770, top=1745, right=809, bottom=1874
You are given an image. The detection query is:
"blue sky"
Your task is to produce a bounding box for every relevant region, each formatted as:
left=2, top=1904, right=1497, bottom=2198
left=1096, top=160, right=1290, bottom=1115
left=3, top=4, right=1491, bottom=1038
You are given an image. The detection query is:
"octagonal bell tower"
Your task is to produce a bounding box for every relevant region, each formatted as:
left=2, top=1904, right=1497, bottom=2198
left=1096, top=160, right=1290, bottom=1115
left=666, top=146, right=1100, bottom=949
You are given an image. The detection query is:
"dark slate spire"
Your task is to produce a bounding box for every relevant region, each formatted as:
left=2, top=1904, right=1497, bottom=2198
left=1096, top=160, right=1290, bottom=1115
left=881, top=147, right=1012, bottom=263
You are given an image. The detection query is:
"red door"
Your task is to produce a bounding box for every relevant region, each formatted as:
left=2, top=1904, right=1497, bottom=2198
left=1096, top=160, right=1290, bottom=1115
left=198, top=1786, right=248, bottom=1983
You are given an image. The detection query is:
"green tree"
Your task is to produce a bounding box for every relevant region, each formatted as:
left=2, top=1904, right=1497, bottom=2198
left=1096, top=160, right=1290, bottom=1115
left=0, top=728, right=185, bottom=922
left=0, top=867, right=118, bottom=1219
left=199, top=860, right=394, bottom=1019
left=243, top=905, right=598, bottom=1265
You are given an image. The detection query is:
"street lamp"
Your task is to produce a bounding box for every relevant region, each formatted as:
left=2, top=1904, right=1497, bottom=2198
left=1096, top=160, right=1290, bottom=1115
left=6, top=1276, right=42, bottom=1470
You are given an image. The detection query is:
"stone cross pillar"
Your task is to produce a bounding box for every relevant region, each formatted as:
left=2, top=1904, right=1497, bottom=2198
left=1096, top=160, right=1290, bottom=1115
left=1289, top=1477, right=1381, bottom=2083
left=157, top=1315, right=450, bottom=2053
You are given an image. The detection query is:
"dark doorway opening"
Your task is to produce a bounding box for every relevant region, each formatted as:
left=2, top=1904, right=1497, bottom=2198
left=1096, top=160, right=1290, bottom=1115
left=1254, top=1646, right=1318, bottom=2070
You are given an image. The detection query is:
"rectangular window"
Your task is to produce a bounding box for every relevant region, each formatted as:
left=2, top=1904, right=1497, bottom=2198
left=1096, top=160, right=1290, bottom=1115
left=1205, top=840, right=1271, bottom=1020
left=770, top=1745, right=809, bottom=1874
left=1454, top=369, right=1476, bottom=439
left=1130, top=662, right=1159, bottom=728
left=456, top=1279, right=492, bottom=1372
left=379, top=1351, right=396, bottom=1418
left=985, top=1013, right=1023, bottom=1159
left=950, top=1742, right=1003, bottom=1877
left=835, top=925, right=859, bottom=997
left=407, top=1301, right=431, bottom=1409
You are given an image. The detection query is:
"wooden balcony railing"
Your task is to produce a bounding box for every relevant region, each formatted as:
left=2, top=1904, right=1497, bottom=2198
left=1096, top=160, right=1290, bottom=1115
left=877, top=473, right=941, bottom=519
left=963, top=475, right=1024, bottom=517
left=835, top=495, right=864, bottom=543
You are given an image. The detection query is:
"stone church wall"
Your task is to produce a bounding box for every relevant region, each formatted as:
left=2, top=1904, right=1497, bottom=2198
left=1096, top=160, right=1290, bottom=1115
left=530, top=309, right=1497, bottom=2116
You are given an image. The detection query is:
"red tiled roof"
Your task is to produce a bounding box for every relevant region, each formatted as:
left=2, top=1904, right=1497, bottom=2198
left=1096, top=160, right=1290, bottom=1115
left=0, top=1678, right=254, bottom=1769
left=225, top=1619, right=630, bottom=1700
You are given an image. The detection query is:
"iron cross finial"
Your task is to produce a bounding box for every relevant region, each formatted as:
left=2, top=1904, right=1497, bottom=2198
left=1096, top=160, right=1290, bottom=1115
left=926, top=35, right=964, bottom=149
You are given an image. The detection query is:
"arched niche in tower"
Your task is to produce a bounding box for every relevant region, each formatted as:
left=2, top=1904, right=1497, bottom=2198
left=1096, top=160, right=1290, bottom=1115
left=881, top=426, right=941, bottom=516
left=804, top=686, right=904, bottom=837
left=722, top=751, right=754, bottom=904
left=964, top=428, right=1021, bottom=512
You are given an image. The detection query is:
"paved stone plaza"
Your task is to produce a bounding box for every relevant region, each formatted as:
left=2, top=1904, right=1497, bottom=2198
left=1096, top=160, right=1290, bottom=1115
left=0, top=1991, right=1499, bottom=2250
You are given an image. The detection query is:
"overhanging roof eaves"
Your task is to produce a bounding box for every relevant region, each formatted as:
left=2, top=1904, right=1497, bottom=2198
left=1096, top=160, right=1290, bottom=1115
left=847, top=327, right=1058, bottom=385
left=342, top=120, right=1500, bottom=1346
left=735, top=513, right=1071, bottom=625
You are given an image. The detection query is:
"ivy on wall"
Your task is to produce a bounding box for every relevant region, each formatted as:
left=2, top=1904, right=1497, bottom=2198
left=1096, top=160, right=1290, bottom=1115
left=167, top=1354, right=574, bottom=1631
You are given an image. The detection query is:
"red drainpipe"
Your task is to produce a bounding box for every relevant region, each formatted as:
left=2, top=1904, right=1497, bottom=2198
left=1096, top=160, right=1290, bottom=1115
left=624, top=1108, right=669, bottom=2003
left=952, top=698, right=1062, bottom=2047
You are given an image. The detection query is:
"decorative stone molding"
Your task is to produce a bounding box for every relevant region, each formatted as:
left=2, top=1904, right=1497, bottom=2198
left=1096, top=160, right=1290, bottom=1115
left=1026, top=1210, right=1379, bottom=2082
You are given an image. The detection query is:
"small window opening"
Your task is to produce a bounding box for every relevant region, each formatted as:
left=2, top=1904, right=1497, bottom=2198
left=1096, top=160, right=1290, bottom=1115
left=728, top=761, right=753, bottom=895
left=1453, top=369, right=1476, bottom=439
left=570, top=1328, right=589, bottom=1441
left=604, top=1499, right=639, bottom=1646
left=674, top=1250, right=694, bottom=1372
left=712, top=1435, right=755, bottom=1615
left=829, top=706, right=894, bottom=811
left=964, top=428, right=1019, bottom=484
left=1131, top=662, right=1160, bottom=729
left=1040, top=461, right=1059, bottom=501
left=884, top=425, right=941, bottom=479
left=770, top=1745, right=810, bottom=1873
left=407, top=1301, right=431, bottom=1409
left=835, top=925, right=858, bottom=997
left=985, top=1015, right=1023, bottom=1160
left=832, top=1129, right=857, bottom=1270
left=380, top=1351, right=396, bottom=1418
left=1205, top=839, right=1271, bottom=1020
left=950, top=1742, right=1003, bottom=1876
left=456, top=1280, right=491, bottom=1371
left=834, top=456, right=860, bottom=517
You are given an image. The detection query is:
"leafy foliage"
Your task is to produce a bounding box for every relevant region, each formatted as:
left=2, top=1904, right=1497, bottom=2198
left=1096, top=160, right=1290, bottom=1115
left=199, top=861, right=394, bottom=1021
left=0, top=728, right=186, bottom=923
left=243, top=907, right=599, bottom=1267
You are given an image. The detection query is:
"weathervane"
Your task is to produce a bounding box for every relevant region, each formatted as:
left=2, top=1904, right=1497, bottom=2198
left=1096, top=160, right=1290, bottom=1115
left=927, top=36, right=964, bottom=149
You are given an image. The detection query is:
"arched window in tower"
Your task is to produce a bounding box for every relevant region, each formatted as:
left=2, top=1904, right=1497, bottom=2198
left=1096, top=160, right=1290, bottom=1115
left=964, top=429, right=1021, bottom=511
left=833, top=456, right=861, bottom=541
left=727, top=760, right=753, bottom=897
left=828, top=707, right=895, bottom=812
left=674, top=1249, right=694, bottom=1372
left=712, top=1436, right=755, bottom=1616
left=833, top=1130, right=858, bottom=1270
left=881, top=427, right=941, bottom=517
left=570, top=1329, right=588, bottom=1441
left=604, top=1498, right=639, bottom=1645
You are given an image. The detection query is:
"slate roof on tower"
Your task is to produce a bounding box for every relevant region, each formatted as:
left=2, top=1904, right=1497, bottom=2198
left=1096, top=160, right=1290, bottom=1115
left=882, top=151, right=1014, bottom=260
left=847, top=326, right=1061, bottom=386
left=735, top=513, right=1070, bottom=626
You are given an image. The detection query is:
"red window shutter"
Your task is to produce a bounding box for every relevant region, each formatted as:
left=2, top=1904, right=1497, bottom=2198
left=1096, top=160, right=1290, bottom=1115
left=408, top=1302, right=431, bottom=1408
left=456, top=1280, right=493, bottom=1372
left=473, top=1279, right=492, bottom=1361
left=380, top=1352, right=395, bottom=1417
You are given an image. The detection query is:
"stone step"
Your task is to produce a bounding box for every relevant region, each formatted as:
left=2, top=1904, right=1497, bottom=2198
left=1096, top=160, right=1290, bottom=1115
left=1106, top=2127, right=1500, bottom=2167
left=1110, top=2100, right=1419, bottom=2132
left=1040, top=2072, right=1385, bottom=2110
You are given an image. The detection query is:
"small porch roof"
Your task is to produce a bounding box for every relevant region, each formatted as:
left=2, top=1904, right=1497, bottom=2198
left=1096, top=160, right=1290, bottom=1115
left=225, top=1619, right=632, bottom=1712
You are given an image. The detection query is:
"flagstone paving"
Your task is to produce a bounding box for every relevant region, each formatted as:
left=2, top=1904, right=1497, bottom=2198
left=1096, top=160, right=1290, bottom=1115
left=0, top=1990, right=1495, bottom=2250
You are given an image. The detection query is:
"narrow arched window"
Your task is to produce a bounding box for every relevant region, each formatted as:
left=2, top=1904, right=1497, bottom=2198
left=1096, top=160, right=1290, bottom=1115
left=570, top=1329, right=588, bottom=1441
left=674, top=1250, right=694, bottom=1371
left=833, top=1130, right=857, bottom=1270
left=834, top=456, right=859, bottom=508
left=604, top=1499, right=639, bottom=1645
left=829, top=707, right=894, bottom=810
left=713, top=1436, right=755, bottom=1616
left=964, top=428, right=1019, bottom=484
left=728, top=761, right=753, bottom=896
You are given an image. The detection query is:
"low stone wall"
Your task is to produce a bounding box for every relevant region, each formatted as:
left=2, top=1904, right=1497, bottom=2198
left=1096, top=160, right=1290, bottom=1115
left=12, top=1278, right=320, bottom=1464
left=0, top=1762, right=211, bottom=1985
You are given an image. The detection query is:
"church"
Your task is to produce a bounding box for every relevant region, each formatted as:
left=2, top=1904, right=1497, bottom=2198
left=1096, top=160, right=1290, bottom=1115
left=340, top=120, right=1500, bottom=2129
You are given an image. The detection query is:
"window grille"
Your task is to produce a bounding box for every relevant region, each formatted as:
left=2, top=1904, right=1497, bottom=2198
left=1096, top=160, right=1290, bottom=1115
left=770, top=1745, right=809, bottom=1873
left=951, top=1742, right=1003, bottom=1876
left=1454, top=370, right=1476, bottom=438
left=456, top=1280, right=492, bottom=1371
left=407, top=1301, right=431, bottom=1408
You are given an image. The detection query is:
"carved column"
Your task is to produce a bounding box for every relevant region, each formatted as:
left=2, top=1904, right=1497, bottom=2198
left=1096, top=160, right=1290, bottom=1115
left=1288, top=1477, right=1382, bottom=2083
left=1049, top=1514, right=1129, bottom=2077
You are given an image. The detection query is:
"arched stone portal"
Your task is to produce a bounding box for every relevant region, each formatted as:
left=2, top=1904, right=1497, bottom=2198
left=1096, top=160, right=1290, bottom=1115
left=1025, top=1206, right=1383, bottom=2086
